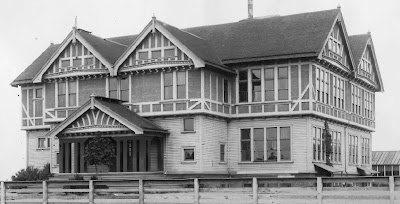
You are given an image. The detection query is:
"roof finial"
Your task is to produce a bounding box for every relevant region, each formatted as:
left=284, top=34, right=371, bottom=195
left=368, top=30, right=371, bottom=35
left=248, top=0, right=254, bottom=19
left=72, top=16, right=78, bottom=44
left=337, top=4, right=341, bottom=9
left=74, top=16, right=78, bottom=29
left=90, top=93, right=96, bottom=109
left=152, top=14, right=156, bottom=34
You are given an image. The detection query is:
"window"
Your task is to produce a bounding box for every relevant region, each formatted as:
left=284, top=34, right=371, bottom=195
left=239, top=70, right=248, bottom=102
left=223, top=79, right=229, bottom=103
left=240, top=126, right=291, bottom=162
left=183, top=148, right=195, bottom=161
left=220, top=144, right=226, bottom=162
left=364, top=90, right=373, bottom=119
left=359, top=49, right=375, bottom=82
left=108, top=77, right=129, bottom=101
left=330, top=131, right=341, bottom=163
left=164, top=72, right=173, bottom=100
left=183, top=118, right=194, bottom=132
left=327, top=27, right=343, bottom=62
left=278, top=67, right=288, bottom=100
left=349, top=135, right=358, bottom=164
left=351, top=84, right=362, bottom=115
left=251, top=69, right=261, bottom=102
left=313, top=127, right=324, bottom=161
left=57, top=81, right=78, bottom=108
left=316, top=68, right=330, bottom=104
left=361, top=138, right=370, bottom=165
left=264, top=68, right=274, bottom=101
left=21, top=87, right=44, bottom=127
left=332, top=75, right=345, bottom=109
left=163, top=71, right=187, bottom=100
left=38, top=138, right=50, bottom=149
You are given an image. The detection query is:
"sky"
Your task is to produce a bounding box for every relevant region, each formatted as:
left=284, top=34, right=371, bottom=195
left=0, top=0, right=399, bottom=181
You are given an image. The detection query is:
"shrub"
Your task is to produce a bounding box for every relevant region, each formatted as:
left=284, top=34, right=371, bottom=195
left=69, top=173, right=84, bottom=181
left=90, top=175, right=98, bottom=180
left=11, top=163, right=53, bottom=181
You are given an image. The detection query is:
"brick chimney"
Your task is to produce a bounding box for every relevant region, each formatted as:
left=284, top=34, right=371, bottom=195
left=248, top=0, right=253, bottom=19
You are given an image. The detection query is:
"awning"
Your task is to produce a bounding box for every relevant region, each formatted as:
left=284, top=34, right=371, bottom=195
left=357, top=166, right=380, bottom=176
left=314, top=163, right=342, bottom=173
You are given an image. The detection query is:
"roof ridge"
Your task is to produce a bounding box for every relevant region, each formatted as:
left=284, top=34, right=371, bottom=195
left=78, top=29, right=128, bottom=47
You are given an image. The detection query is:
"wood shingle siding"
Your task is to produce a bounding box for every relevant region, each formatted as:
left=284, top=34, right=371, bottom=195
left=131, top=73, right=161, bottom=103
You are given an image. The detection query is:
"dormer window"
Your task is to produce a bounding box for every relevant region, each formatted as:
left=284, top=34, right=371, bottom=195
left=328, top=28, right=343, bottom=63
left=359, top=49, right=375, bottom=82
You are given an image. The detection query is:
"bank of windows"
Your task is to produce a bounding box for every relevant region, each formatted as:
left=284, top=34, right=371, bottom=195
left=124, top=32, right=190, bottom=66
left=359, top=50, right=375, bottom=82
left=240, top=126, right=291, bottom=162
left=108, top=77, right=129, bottom=102
left=312, top=127, right=342, bottom=163
left=22, top=87, right=44, bottom=126
left=163, top=71, right=187, bottom=100
left=361, top=138, right=370, bottom=165
left=238, top=66, right=289, bottom=103
left=364, top=90, right=373, bottom=119
left=57, top=81, right=78, bottom=108
left=327, top=27, right=349, bottom=67
left=316, top=67, right=345, bottom=109
left=351, top=84, right=362, bottom=115
left=373, top=165, right=400, bottom=177
left=349, top=135, right=359, bottom=164
left=38, top=138, right=51, bottom=149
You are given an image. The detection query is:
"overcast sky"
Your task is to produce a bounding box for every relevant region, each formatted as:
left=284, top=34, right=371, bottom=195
left=0, top=0, right=399, bottom=181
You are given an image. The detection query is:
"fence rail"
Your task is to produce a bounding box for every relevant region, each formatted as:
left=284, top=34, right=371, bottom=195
left=0, top=176, right=398, bottom=204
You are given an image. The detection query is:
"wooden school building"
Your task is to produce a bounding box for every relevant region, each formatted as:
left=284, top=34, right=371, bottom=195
left=11, top=7, right=383, bottom=177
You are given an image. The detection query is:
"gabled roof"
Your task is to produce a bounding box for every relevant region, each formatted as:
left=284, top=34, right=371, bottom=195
left=78, top=29, right=128, bottom=64
left=349, top=33, right=384, bottom=92
left=11, top=43, right=60, bottom=86
left=186, top=9, right=340, bottom=63
left=47, top=96, right=168, bottom=138
left=372, top=151, right=400, bottom=165
left=348, top=34, right=370, bottom=67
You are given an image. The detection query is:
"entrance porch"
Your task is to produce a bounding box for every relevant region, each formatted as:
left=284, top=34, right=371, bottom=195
left=58, top=136, right=164, bottom=173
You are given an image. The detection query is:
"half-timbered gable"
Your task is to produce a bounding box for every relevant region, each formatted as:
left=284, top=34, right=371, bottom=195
left=12, top=8, right=384, bottom=177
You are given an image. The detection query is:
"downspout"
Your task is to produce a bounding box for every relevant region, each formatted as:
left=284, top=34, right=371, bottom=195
left=344, top=126, right=348, bottom=176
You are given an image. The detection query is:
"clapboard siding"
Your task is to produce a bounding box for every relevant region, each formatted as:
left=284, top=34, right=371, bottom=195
left=150, top=116, right=201, bottom=173
left=309, top=118, right=372, bottom=175
left=27, top=130, right=51, bottom=168
left=201, top=117, right=228, bottom=173
left=227, top=117, right=309, bottom=174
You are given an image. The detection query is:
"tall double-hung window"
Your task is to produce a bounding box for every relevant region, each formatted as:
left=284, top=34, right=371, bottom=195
left=251, top=69, right=261, bottom=102
left=240, top=126, right=291, bottom=162
left=238, top=70, right=248, bottom=103
left=361, top=138, right=370, bottom=165
left=315, top=67, right=330, bottom=105
left=108, top=77, right=129, bottom=101
left=351, top=84, right=362, bottom=115
left=57, top=81, right=77, bottom=107
left=278, top=67, right=289, bottom=100
left=349, top=135, right=359, bottom=164
left=163, top=70, right=187, bottom=100
left=264, top=68, right=275, bottom=101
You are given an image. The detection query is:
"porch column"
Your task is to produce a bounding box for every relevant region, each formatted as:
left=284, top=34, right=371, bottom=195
left=65, top=143, right=71, bottom=173
left=80, top=141, right=85, bottom=173
left=139, top=139, right=146, bottom=172
left=123, top=140, right=128, bottom=172
left=59, top=141, right=64, bottom=173
left=147, top=139, right=151, bottom=171
left=74, top=142, right=79, bottom=173
left=116, top=139, right=121, bottom=172
left=132, top=139, right=138, bottom=172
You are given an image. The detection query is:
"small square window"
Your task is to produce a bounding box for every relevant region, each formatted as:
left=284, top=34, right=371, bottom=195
left=38, top=138, right=50, bottom=149
left=183, top=148, right=195, bottom=161
left=183, top=118, right=195, bottom=132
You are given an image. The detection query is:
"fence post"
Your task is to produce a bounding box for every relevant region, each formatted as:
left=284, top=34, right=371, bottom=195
left=42, top=181, right=48, bottom=204
left=1, top=181, right=5, bottom=204
left=194, top=178, right=199, bottom=204
left=389, top=176, right=394, bottom=204
left=253, top=177, right=258, bottom=204
left=139, top=179, right=144, bottom=204
left=89, top=180, right=94, bottom=204
left=317, top=177, right=323, bottom=204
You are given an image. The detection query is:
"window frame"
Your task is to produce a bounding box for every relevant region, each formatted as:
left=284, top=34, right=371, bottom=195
left=107, top=76, right=131, bottom=102
left=37, top=137, right=50, bottom=149
left=220, top=143, right=226, bottom=163
left=239, top=126, right=292, bottom=163
left=56, top=80, right=79, bottom=108
left=182, top=117, right=195, bottom=133
left=161, top=70, right=188, bottom=101
left=182, top=146, right=196, bottom=163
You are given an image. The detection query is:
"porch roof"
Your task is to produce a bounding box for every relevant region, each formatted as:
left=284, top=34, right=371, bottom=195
left=47, top=96, right=168, bottom=138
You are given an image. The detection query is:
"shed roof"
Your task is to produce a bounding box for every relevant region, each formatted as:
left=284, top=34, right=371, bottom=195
left=372, top=151, right=400, bottom=165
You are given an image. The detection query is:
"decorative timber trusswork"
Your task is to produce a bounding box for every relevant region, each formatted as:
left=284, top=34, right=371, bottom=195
left=43, top=40, right=109, bottom=80
left=64, top=108, right=130, bottom=134
left=119, top=30, right=194, bottom=73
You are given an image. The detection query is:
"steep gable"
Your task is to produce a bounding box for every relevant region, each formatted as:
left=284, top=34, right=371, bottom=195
left=349, top=34, right=384, bottom=91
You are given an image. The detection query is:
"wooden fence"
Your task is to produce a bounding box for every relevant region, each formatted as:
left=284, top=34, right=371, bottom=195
left=0, top=176, right=399, bottom=204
